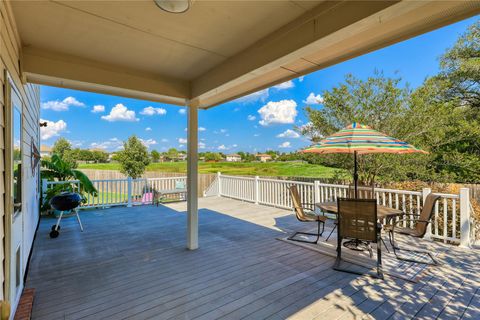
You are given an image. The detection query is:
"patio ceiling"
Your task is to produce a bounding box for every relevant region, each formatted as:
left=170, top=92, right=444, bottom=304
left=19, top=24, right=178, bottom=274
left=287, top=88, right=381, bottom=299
left=10, top=0, right=480, bottom=108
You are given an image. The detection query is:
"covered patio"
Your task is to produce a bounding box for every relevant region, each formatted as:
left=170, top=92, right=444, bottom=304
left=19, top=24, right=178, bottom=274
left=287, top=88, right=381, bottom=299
left=27, top=197, right=479, bottom=319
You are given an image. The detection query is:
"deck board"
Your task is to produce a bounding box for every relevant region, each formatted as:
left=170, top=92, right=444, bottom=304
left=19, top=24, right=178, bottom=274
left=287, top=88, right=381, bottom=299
left=26, top=197, right=480, bottom=319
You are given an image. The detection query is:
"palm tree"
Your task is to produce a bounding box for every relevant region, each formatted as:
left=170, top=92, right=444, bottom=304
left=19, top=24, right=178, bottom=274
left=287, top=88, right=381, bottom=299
left=41, top=154, right=97, bottom=211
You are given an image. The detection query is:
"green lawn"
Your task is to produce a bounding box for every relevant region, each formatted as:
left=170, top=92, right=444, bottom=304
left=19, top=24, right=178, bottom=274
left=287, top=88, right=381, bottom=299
left=78, top=161, right=344, bottom=178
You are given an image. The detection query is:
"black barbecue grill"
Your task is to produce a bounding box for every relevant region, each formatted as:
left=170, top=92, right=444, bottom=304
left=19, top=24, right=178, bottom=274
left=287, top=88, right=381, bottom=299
left=49, top=192, right=83, bottom=238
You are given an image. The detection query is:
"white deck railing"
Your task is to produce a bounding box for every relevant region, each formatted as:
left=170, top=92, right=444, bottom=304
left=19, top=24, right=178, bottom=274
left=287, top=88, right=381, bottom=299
left=208, top=173, right=473, bottom=246
left=42, top=176, right=187, bottom=208
left=43, top=173, right=474, bottom=246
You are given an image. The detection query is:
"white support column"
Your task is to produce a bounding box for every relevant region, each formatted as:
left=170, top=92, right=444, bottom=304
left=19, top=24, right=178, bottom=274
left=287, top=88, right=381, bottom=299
left=459, top=188, right=471, bottom=248
left=422, top=188, right=432, bottom=240
left=187, top=104, right=199, bottom=250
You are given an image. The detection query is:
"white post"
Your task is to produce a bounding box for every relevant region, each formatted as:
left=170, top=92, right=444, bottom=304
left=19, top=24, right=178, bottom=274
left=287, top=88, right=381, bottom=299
left=187, top=104, right=199, bottom=250
left=127, top=176, right=132, bottom=207
left=254, top=176, right=259, bottom=204
left=314, top=181, right=321, bottom=214
left=422, top=188, right=432, bottom=240
left=459, top=188, right=471, bottom=248
left=217, top=172, right=222, bottom=197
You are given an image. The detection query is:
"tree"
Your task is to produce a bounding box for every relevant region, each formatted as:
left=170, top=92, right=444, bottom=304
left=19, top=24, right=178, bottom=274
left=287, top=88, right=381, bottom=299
left=204, top=152, right=222, bottom=162
left=265, top=150, right=279, bottom=159
left=439, top=20, right=479, bottom=110
left=151, top=150, right=161, bottom=162
left=301, top=72, right=414, bottom=184
left=91, top=150, right=109, bottom=163
left=40, top=154, right=97, bottom=211
left=166, top=148, right=179, bottom=161
left=238, top=151, right=255, bottom=162
left=52, top=138, right=72, bottom=159
left=117, top=136, right=151, bottom=179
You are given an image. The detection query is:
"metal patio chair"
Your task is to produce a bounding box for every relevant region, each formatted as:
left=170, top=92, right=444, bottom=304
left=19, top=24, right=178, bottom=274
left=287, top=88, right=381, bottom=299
left=288, top=185, right=326, bottom=244
left=333, top=198, right=383, bottom=279
left=386, top=193, right=441, bottom=265
left=325, top=183, right=375, bottom=242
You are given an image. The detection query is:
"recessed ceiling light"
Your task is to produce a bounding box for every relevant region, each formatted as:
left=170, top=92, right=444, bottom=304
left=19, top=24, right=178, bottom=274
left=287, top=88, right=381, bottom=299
left=154, top=0, right=191, bottom=13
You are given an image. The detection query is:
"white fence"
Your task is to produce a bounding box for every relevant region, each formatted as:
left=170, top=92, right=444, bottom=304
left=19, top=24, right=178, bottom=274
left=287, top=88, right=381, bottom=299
left=208, top=173, right=473, bottom=246
left=42, top=176, right=187, bottom=208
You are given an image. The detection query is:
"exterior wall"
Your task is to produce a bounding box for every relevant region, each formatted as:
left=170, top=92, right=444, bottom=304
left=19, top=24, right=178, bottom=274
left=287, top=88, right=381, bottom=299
left=226, top=156, right=241, bottom=162
left=1, top=0, right=41, bottom=306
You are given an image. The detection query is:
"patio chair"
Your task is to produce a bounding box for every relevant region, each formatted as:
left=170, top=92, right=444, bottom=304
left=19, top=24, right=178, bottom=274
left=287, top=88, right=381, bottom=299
left=386, top=193, right=441, bottom=265
left=325, top=183, right=375, bottom=242
left=333, top=198, right=383, bottom=279
left=288, top=185, right=326, bottom=244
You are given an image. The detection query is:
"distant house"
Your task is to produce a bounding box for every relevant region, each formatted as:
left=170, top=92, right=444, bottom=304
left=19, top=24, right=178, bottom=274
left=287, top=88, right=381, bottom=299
left=256, top=153, right=272, bottom=162
left=226, top=154, right=241, bottom=162
left=40, top=145, right=52, bottom=158
left=177, top=153, right=187, bottom=161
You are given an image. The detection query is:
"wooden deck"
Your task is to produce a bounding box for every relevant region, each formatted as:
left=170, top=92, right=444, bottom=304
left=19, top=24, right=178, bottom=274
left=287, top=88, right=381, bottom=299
left=26, top=197, right=479, bottom=319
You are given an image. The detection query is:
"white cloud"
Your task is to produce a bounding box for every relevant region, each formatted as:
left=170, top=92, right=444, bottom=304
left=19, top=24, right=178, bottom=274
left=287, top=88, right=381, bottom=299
left=273, top=80, right=294, bottom=90
left=41, top=96, right=85, bottom=111
left=247, top=115, right=256, bottom=121
left=101, top=104, right=139, bottom=122
left=278, top=141, right=291, bottom=148
left=220, top=129, right=227, bottom=134
left=90, top=137, right=123, bottom=151
left=276, top=129, right=300, bottom=139
left=40, top=119, right=67, bottom=140
left=161, top=138, right=169, bottom=142
left=140, top=106, right=167, bottom=116
left=232, top=144, right=238, bottom=148
left=145, top=127, right=152, bottom=131
left=218, top=145, right=228, bottom=150
left=258, top=100, right=297, bottom=126
left=91, top=105, right=105, bottom=113
left=253, top=133, right=260, bottom=137
left=178, top=108, right=186, bottom=115
left=69, top=140, right=84, bottom=147
left=298, top=76, right=305, bottom=82
left=178, top=138, right=187, bottom=144
left=140, top=138, right=157, bottom=148
left=303, top=92, right=324, bottom=105
left=198, top=141, right=206, bottom=149
left=236, top=88, right=269, bottom=104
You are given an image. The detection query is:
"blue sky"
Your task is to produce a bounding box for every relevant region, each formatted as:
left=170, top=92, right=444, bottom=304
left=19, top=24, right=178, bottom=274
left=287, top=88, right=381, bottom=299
left=40, top=16, right=478, bottom=153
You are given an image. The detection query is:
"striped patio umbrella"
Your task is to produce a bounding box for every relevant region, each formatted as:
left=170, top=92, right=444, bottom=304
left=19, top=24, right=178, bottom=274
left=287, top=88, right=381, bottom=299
left=302, top=123, right=426, bottom=197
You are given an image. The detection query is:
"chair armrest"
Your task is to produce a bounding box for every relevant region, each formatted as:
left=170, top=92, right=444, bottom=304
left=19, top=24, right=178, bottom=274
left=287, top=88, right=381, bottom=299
left=390, top=218, right=431, bottom=231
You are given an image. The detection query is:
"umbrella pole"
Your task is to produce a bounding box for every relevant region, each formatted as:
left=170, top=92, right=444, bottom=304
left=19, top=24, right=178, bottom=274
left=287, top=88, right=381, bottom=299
left=354, top=151, right=358, bottom=199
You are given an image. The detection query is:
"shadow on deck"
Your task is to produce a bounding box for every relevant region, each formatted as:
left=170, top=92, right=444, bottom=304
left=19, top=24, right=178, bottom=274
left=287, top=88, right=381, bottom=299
left=26, top=197, right=479, bottom=320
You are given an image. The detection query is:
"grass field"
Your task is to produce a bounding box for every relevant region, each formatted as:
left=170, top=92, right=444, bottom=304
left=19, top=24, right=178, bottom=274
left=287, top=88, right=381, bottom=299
left=78, top=161, right=344, bottom=178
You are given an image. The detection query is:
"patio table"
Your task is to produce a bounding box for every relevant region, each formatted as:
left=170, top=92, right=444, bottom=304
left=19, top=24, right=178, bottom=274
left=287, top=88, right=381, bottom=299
left=315, top=201, right=403, bottom=219
left=315, top=201, right=404, bottom=252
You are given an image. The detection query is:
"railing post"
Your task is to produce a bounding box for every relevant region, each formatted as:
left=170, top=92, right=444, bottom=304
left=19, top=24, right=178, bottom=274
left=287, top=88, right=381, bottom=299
left=459, top=188, right=471, bottom=248
left=314, top=181, right=320, bottom=203
left=422, top=188, right=432, bottom=240
left=254, top=176, right=259, bottom=204
left=127, top=176, right=133, bottom=207
left=217, top=172, right=222, bottom=197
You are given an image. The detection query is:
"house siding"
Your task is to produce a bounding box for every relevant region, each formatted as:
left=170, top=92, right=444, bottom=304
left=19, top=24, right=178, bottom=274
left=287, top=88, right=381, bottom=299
left=1, top=0, right=41, bottom=307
